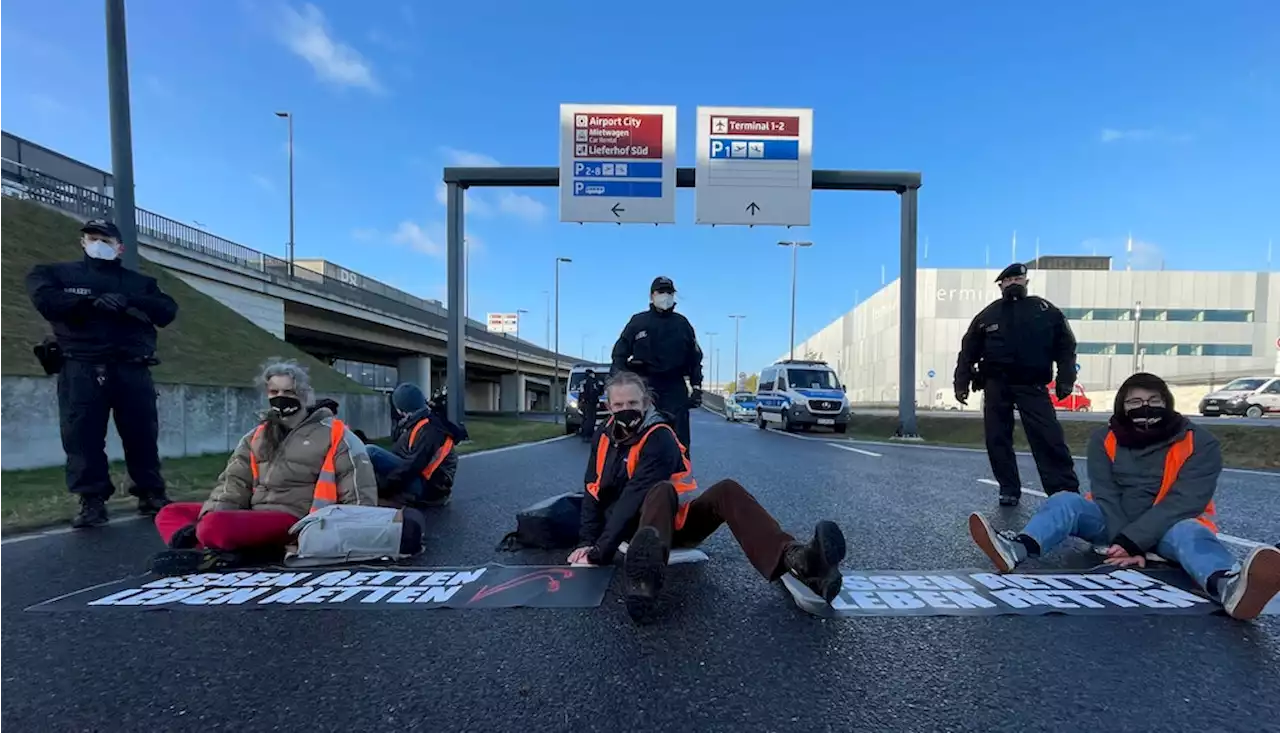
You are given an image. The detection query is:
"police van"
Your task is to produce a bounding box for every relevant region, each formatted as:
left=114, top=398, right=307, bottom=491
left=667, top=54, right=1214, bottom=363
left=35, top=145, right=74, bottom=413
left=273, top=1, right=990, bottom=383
left=564, top=362, right=611, bottom=435
left=754, top=359, right=850, bottom=433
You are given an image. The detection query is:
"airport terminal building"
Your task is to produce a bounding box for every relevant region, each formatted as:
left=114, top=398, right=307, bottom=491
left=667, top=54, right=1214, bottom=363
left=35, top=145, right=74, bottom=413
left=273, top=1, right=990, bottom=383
left=792, top=257, right=1280, bottom=408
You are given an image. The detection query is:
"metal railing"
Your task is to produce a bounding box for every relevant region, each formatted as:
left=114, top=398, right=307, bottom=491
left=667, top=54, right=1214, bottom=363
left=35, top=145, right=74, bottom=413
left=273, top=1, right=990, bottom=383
left=2, top=163, right=576, bottom=365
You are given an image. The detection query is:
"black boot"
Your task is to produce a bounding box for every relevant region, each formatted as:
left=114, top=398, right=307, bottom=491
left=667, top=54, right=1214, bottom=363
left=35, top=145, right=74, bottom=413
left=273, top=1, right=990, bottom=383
left=782, top=520, right=847, bottom=603
left=624, top=526, right=667, bottom=623
left=135, top=492, right=172, bottom=516
left=71, top=496, right=109, bottom=529
left=148, top=548, right=243, bottom=577
left=999, top=494, right=1020, bottom=507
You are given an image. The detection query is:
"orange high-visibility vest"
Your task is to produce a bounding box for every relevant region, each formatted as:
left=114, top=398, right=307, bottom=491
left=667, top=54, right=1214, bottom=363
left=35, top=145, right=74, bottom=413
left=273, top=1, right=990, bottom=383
left=1085, top=430, right=1218, bottom=533
left=407, top=418, right=455, bottom=481
left=248, top=418, right=346, bottom=513
left=586, top=422, right=697, bottom=529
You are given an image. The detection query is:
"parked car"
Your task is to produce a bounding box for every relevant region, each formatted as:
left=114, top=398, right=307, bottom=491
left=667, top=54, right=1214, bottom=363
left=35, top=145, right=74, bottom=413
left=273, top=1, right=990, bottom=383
left=1048, top=382, right=1092, bottom=412
left=724, top=391, right=758, bottom=422
left=1199, top=376, right=1280, bottom=419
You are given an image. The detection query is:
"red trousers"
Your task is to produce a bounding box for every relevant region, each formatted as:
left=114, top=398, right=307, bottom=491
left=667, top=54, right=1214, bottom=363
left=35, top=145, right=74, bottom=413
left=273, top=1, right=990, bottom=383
left=155, top=502, right=298, bottom=551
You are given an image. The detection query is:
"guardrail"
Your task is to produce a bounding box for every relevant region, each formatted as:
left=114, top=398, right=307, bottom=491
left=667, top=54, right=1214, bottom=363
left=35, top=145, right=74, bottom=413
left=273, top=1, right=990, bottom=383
left=702, top=391, right=726, bottom=412
left=1, top=163, right=578, bottom=365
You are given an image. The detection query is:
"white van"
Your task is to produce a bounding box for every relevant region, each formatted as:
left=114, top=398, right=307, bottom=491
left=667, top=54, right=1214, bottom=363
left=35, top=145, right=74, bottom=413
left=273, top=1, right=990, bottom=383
left=1198, top=376, right=1280, bottom=419
left=564, top=363, right=611, bottom=434
left=754, top=359, right=850, bottom=433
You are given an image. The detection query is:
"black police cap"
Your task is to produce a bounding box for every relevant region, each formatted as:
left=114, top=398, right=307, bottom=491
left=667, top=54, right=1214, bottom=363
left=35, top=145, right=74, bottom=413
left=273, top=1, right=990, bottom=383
left=81, top=218, right=122, bottom=240
left=650, top=276, right=675, bottom=293
left=995, top=262, right=1027, bottom=282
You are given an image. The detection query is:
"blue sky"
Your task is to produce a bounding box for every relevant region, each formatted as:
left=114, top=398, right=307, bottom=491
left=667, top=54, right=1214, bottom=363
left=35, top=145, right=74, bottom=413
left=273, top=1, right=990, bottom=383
left=3, top=1, right=1277, bottom=382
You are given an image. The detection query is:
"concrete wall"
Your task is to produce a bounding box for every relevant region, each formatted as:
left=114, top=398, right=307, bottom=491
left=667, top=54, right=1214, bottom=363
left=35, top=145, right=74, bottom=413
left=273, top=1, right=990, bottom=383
left=168, top=271, right=286, bottom=338
left=1, top=377, right=391, bottom=471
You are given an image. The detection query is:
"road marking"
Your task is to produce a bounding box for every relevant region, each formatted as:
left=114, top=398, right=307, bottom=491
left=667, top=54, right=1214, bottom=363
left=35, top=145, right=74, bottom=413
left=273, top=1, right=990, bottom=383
left=828, top=443, right=882, bottom=458
left=973, top=479, right=1266, bottom=549
left=458, top=434, right=574, bottom=459
left=821, top=437, right=1278, bottom=479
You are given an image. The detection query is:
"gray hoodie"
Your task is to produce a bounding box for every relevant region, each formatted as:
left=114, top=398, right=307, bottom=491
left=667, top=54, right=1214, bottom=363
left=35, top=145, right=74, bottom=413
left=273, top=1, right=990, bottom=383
left=1085, top=421, right=1222, bottom=554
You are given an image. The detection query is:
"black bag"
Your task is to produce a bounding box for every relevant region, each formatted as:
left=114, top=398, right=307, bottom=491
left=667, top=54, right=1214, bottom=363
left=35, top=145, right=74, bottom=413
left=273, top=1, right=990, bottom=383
left=496, top=492, right=583, bottom=551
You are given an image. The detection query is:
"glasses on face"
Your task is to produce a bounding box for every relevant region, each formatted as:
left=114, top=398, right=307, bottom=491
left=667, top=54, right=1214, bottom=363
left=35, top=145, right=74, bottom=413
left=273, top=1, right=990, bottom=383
left=1123, top=396, right=1165, bottom=409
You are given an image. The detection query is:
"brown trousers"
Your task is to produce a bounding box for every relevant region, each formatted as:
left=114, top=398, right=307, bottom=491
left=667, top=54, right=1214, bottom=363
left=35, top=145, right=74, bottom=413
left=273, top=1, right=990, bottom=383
left=637, top=479, right=796, bottom=581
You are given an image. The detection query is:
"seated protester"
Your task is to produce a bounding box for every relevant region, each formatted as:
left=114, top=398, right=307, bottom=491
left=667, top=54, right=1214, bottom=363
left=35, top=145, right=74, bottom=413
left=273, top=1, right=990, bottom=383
left=571, top=370, right=849, bottom=622
left=368, top=383, right=467, bottom=508
left=150, top=360, right=377, bottom=574
left=968, top=372, right=1280, bottom=621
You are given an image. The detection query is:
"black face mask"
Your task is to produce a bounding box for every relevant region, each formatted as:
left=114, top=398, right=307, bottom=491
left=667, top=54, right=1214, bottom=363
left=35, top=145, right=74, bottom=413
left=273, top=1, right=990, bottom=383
left=611, top=409, right=644, bottom=439
left=269, top=395, right=304, bottom=417
left=1124, top=405, right=1171, bottom=430
left=1002, top=284, right=1027, bottom=300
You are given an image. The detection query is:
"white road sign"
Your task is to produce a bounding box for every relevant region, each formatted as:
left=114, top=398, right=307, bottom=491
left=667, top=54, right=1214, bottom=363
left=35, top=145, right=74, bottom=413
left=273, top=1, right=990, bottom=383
left=694, top=106, right=813, bottom=227
left=486, top=312, right=519, bottom=334
left=559, top=103, right=677, bottom=224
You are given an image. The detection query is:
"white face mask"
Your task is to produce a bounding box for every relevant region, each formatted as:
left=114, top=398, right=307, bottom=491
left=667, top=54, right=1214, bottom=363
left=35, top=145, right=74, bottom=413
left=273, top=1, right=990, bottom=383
left=84, top=239, right=120, bottom=261
left=652, top=293, right=675, bottom=311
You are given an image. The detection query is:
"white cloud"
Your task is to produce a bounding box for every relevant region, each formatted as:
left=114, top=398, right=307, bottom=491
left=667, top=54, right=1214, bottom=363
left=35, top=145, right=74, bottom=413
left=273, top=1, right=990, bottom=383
left=497, top=191, right=547, bottom=222
left=1099, top=128, right=1192, bottom=144
left=391, top=221, right=443, bottom=256
left=250, top=174, right=276, bottom=193
left=436, top=148, right=548, bottom=223
left=1080, top=236, right=1167, bottom=270
left=276, top=3, right=382, bottom=93
left=440, top=147, right=501, bottom=167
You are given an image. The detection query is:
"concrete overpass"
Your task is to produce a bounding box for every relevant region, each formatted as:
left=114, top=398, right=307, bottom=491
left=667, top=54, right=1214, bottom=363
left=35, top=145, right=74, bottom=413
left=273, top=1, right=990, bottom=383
left=1, top=144, right=579, bottom=410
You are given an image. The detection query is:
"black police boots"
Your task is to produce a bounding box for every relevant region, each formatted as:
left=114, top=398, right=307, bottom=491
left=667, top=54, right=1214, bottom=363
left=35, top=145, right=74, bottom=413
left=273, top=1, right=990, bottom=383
left=133, top=491, right=172, bottom=517
left=72, top=497, right=109, bottom=529
left=624, top=526, right=667, bottom=623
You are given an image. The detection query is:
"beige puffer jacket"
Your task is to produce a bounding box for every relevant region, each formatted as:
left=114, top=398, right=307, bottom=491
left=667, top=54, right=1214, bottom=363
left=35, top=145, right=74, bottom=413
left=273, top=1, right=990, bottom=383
left=201, top=406, right=377, bottom=519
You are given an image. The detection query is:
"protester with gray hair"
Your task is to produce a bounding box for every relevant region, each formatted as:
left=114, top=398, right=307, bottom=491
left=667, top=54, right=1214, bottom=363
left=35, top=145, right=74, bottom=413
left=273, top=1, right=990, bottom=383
left=148, top=359, right=377, bottom=575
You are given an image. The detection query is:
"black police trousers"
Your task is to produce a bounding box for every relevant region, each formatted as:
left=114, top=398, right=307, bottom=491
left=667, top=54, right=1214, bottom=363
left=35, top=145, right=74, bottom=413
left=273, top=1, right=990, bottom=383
left=57, top=360, right=166, bottom=499
left=579, top=404, right=598, bottom=439
left=981, top=378, right=1079, bottom=498
left=651, top=382, right=692, bottom=455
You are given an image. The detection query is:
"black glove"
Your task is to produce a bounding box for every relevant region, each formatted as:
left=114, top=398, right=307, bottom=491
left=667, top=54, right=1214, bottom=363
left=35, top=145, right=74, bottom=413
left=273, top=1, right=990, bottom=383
left=168, top=523, right=199, bottom=549
left=689, top=388, right=703, bottom=408
left=93, top=293, right=128, bottom=312
left=1055, top=382, right=1073, bottom=401
left=954, top=387, right=969, bottom=406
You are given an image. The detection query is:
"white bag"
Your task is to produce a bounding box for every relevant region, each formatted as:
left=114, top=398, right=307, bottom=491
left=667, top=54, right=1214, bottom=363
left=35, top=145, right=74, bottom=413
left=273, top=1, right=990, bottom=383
left=284, top=505, right=407, bottom=568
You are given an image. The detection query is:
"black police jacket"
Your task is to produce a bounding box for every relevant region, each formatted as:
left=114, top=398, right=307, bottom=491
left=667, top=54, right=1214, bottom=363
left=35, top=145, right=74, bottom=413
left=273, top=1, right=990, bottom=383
left=954, top=295, right=1076, bottom=388
left=580, top=376, right=602, bottom=404
left=609, top=306, right=703, bottom=386
left=25, top=257, right=178, bottom=362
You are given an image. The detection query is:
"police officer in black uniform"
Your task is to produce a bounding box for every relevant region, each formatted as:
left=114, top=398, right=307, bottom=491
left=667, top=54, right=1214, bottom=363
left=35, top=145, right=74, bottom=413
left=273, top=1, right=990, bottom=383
left=25, top=218, right=179, bottom=528
left=578, top=368, right=602, bottom=441
left=610, top=276, right=704, bottom=454
left=953, top=263, right=1079, bottom=506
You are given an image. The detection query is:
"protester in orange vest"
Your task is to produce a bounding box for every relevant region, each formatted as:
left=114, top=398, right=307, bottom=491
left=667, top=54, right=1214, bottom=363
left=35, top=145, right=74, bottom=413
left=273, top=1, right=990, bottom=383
left=369, top=383, right=467, bottom=508
left=149, top=360, right=377, bottom=575
left=571, top=370, right=849, bottom=622
left=968, top=372, right=1280, bottom=620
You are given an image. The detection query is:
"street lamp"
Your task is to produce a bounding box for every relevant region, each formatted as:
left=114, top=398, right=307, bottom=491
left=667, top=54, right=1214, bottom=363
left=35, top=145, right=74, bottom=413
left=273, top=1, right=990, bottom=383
left=553, top=257, right=572, bottom=421
left=581, top=333, right=590, bottom=359
left=778, top=241, right=813, bottom=360
left=515, top=308, right=529, bottom=414
left=705, top=331, right=718, bottom=391
left=729, top=314, right=746, bottom=390
left=274, top=111, right=295, bottom=278
left=1131, top=300, right=1143, bottom=374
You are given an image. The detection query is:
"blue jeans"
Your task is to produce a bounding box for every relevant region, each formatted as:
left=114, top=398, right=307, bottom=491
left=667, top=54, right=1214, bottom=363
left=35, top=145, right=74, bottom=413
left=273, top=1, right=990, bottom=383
left=367, top=445, right=425, bottom=498
left=1021, top=491, right=1237, bottom=591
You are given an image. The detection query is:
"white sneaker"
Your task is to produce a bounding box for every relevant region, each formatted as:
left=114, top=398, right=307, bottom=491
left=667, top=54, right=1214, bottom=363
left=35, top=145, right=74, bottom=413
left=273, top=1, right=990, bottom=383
left=1219, top=546, right=1280, bottom=621
left=968, top=513, right=1024, bottom=573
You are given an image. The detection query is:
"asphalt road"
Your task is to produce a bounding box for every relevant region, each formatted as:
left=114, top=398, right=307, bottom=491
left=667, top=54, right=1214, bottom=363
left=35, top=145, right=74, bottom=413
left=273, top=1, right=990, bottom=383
left=3, top=410, right=1277, bottom=732
left=853, top=407, right=1280, bottom=428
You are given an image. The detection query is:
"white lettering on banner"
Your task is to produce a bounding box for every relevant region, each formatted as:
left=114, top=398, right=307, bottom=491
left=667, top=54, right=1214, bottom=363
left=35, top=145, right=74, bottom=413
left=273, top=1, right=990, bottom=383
left=817, top=571, right=1215, bottom=617
left=936, top=288, right=985, bottom=303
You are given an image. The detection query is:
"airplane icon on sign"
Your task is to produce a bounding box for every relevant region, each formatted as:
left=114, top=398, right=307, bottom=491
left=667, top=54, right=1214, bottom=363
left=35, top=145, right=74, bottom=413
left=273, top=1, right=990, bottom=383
left=711, top=117, right=727, bottom=133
